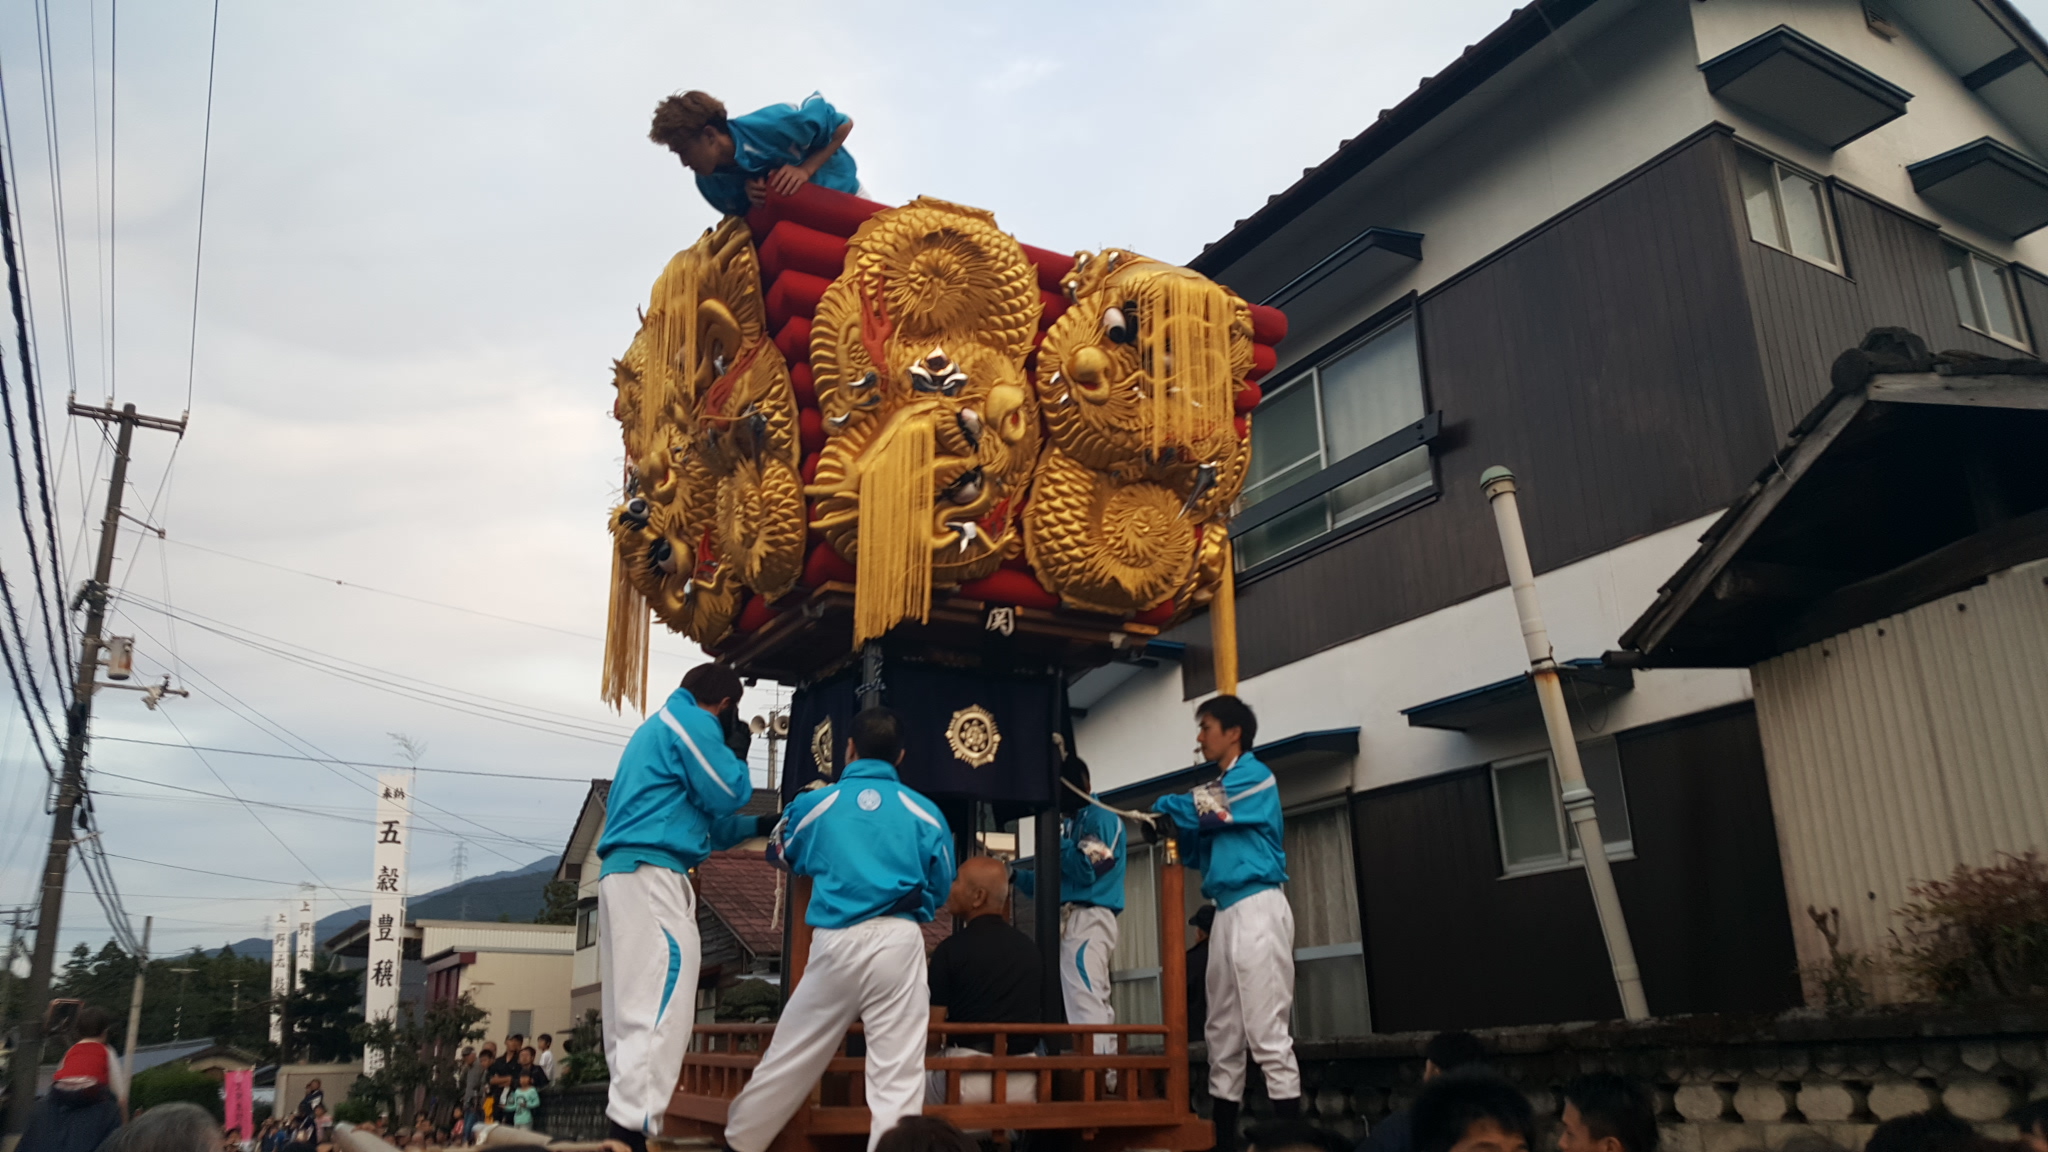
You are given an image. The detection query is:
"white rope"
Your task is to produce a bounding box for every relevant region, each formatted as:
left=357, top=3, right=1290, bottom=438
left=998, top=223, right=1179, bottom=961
left=1063, top=776, right=1162, bottom=824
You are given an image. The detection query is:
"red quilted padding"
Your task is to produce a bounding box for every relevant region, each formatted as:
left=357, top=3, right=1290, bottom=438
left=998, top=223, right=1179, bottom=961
left=789, top=360, right=817, bottom=407
left=957, top=567, right=1060, bottom=610
left=798, top=407, right=825, bottom=455
left=745, top=183, right=888, bottom=241
left=802, top=541, right=857, bottom=586
left=1249, top=304, right=1288, bottom=345
left=734, top=593, right=779, bottom=635
left=1133, top=600, right=1176, bottom=627
left=1235, top=380, right=1262, bottom=413
left=1234, top=415, right=1249, bottom=439
left=1020, top=244, right=1075, bottom=294
left=1250, top=343, right=1277, bottom=381
left=759, top=222, right=848, bottom=283
left=765, top=270, right=832, bottom=328
left=1039, top=291, right=1068, bottom=326
left=800, top=451, right=820, bottom=486
left=774, top=316, right=811, bottom=364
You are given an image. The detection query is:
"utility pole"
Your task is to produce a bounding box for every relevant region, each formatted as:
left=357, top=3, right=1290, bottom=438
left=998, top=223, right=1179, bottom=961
left=121, top=915, right=151, bottom=1113
left=4, top=402, right=187, bottom=1136
left=169, top=966, right=197, bottom=1043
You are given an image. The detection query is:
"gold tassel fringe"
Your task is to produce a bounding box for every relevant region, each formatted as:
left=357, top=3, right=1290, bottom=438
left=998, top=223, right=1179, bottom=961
left=853, top=413, right=935, bottom=646
left=1140, top=275, right=1233, bottom=457
left=601, top=546, right=650, bottom=715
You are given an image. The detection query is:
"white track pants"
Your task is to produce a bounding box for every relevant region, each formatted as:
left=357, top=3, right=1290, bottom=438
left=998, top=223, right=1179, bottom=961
left=599, top=865, right=701, bottom=1136
left=723, top=916, right=929, bottom=1152
left=1059, top=905, right=1119, bottom=1057
left=1205, top=886, right=1299, bottom=1103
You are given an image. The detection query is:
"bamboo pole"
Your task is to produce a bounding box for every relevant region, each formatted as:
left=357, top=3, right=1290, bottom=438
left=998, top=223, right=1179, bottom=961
left=1480, top=466, right=1649, bottom=1022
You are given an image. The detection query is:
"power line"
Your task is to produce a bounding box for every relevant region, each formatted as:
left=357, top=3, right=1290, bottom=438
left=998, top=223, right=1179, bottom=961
left=182, top=0, right=219, bottom=416
left=100, top=852, right=379, bottom=893
left=92, top=735, right=598, bottom=783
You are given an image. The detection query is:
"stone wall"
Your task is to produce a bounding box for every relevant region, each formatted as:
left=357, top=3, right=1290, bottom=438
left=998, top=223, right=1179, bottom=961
left=1196, top=1006, right=2048, bottom=1151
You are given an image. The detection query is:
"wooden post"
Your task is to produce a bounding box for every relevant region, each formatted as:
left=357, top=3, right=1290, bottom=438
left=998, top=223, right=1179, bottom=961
left=1160, top=840, right=1191, bottom=1115
left=1211, top=539, right=1239, bottom=695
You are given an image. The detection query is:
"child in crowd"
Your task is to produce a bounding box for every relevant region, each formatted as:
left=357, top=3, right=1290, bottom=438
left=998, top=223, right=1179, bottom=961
left=511, top=1074, right=541, bottom=1131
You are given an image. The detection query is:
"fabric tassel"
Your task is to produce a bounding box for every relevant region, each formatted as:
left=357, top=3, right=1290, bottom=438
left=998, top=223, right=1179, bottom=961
left=601, top=545, right=650, bottom=714
left=853, top=413, right=935, bottom=646
left=1140, top=276, right=1233, bottom=456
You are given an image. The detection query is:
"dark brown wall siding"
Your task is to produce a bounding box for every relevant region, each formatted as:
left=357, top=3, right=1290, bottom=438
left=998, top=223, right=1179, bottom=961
left=1729, top=161, right=2028, bottom=437
left=1350, top=706, right=1799, bottom=1032
left=2018, top=267, right=2048, bottom=351
left=1203, top=132, right=1778, bottom=689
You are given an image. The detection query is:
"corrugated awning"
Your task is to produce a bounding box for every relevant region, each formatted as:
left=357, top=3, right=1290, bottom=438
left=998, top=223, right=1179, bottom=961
left=1401, top=659, right=1633, bottom=731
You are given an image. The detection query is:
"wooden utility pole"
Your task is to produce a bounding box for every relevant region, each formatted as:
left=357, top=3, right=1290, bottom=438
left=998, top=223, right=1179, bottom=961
left=121, top=915, right=152, bottom=1115
left=4, top=402, right=187, bottom=1136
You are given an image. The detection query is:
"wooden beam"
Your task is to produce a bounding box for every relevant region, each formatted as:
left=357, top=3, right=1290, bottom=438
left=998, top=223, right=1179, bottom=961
left=1867, top=372, right=2048, bottom=410
left=1775, top=504, right=2048, bottom=652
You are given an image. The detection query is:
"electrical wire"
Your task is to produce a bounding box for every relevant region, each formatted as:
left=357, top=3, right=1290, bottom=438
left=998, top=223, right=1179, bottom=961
left=85, top=775, right=561, bottom=848
left=92, top=735, right=597, bottom=783
left=99, top=852, right=379, bottom=892
left=0, top=567, right=54, bottom=776
left=182, top=0, right=219, bottom=416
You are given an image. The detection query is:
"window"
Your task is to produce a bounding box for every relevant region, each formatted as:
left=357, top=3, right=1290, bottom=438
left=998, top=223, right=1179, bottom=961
left=1109, top=842, right=1168, bottom=1050
left=1237, top=314, right=1433, bottom=569
left=1738, top=149, right=1840, bottom=268
left=575, top=904, right=598, bottom=950
left=1490, top=738, right=1633, bottom=875
left=1281, top=805, right=1369, bottom=1039
left=508, top=1009, right=533, bottom=1038
left=1944, top=243, right=2028, bottom=347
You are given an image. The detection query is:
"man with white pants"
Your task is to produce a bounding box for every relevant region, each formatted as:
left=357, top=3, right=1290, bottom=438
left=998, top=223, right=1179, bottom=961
left=596, top=663, right=767, bottom=1152
left=723, top=707, right=956, bottom=1152
left=1014, top=757, right=1126, bottom=1065
left=1152, top=694, right=1298, bottom=1152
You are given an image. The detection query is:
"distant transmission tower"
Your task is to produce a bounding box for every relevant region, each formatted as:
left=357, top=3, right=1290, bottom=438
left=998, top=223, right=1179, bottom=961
left=451, top=843, right=468, bottom=886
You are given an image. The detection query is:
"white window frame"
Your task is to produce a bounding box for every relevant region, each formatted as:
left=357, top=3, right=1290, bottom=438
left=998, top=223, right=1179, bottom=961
left=1737, top=146, right=1844, bottom=274
left=1943, top=240, right=2031, bottom=350
left=1489, top=745, right=1636, bottom=879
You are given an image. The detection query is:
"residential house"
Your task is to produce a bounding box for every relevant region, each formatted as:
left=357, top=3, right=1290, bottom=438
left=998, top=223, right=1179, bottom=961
left=327, top=918, right=573, bottom=1043
left=1074, top=0, right=2046, bottom=1035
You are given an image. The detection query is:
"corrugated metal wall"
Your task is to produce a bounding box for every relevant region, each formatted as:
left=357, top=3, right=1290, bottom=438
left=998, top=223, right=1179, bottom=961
left=1753, top=558, right=2048, bottom=998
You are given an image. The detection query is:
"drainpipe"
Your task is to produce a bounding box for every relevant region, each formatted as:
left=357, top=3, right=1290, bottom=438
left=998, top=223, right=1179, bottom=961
left=1480, top=466, right=1650, bottom=1022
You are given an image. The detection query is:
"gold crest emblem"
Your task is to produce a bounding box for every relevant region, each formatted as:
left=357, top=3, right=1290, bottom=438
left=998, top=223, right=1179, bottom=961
left=946, top=705, right=1002, bottom=768
left=811, top=718, right=836, bottom=778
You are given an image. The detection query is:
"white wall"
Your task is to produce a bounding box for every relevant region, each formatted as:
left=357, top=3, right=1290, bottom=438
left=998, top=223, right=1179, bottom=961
left=1076, top=512, right=1752, bottom=799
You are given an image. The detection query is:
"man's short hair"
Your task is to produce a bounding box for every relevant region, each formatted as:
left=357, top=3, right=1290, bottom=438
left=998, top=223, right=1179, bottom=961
left=1563, top=1074, right=1658, bottom=1152
left=851, top=706, right=904, bottom=762
left=1425, top=1030, right=1486, bottom=1073
left=1865, top=1111, right=1976, bottom=1152
left=681, top=663, right=743, bottom=708
left=1245, top=1121, right=1352, bottom=1152
left=874, top=1116, right=978, bottom=1152
left=1413, top=1070, right=1536, bottom=1152
left=506, top=1033, right=524, bottom=1043
left=1197, top=694, right=1258, bottom=749
left=649, top=91, right=728, bottom=152
left=104, top=1102, right=222, bottom=1152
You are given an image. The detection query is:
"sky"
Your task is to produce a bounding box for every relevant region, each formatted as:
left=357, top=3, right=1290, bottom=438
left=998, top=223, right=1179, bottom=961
left=1, top=0, right=2045, bottom=960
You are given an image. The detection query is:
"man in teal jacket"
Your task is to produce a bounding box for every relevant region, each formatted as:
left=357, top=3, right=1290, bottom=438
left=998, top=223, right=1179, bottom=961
left=1015, top=757, right=1127, bottom=1066
left=648, top=90, right=861, bottom=217
left=723, top=707, right=955, bottom=1152
left=1152, top=694, right=1299, bottom=1152
left=596, top=662, right=765, bottom=1150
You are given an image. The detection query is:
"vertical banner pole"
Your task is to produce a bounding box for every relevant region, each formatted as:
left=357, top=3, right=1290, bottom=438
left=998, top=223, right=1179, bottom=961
left=365, top=772, right=415, bottom=1072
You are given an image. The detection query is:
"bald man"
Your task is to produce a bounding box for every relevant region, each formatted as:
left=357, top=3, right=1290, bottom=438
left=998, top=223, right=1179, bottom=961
left=925, top=856, right=1042, bottom=1104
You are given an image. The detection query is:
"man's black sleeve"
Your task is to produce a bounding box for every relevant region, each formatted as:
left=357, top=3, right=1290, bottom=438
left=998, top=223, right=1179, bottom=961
left=927, top=938, right=955, bottom=1009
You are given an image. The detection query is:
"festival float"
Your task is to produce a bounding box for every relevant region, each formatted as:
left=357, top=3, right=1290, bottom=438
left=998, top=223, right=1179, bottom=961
left=600, top=182, right=1285, bottom=1152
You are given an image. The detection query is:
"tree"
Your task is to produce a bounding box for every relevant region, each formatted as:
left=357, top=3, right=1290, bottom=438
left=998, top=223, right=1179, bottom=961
left=353, top=993, right=488, bottom=1123
left=284, top=955, right=363, bottom=1063
left=556, top=1010, right=607, bottom=1088
left=533, top=881, right=577, bottom=926
left=131, top=1062, right=225, bottom=1120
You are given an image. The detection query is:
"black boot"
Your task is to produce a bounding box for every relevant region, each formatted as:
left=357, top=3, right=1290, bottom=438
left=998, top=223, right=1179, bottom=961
left=606, top=1120, right=649, bottom=1152
left=1211, top=1098, right=1241, bottom=1152
left=1271, top=1097, right=1302, bottom=1120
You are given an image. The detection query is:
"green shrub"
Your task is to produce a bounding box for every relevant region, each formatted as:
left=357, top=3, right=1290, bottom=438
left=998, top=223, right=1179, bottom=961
left=131, top=1063, right=223, bottom=1120
left=1893, top=851, right=2048, bottom=1003
left=332, top=1096, right=380, bottom=1124
left=717, top=979, right=780, bottom=1023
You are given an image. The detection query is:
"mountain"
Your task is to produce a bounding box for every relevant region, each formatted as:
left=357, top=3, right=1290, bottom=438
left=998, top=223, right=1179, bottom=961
left=214, top=856, right=558, bottom=958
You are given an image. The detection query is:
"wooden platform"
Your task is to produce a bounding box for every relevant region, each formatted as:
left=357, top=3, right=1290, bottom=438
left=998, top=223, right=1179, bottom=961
left=715, top=582, right=1165, bottom=684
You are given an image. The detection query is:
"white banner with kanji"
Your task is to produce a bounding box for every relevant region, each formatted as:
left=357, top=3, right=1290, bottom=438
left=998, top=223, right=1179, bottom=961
left=270, top=908, right=289, bottom=1044
left=363, top=771, right=412, bottom=1074
left=294, top=891, right=316, bottom=981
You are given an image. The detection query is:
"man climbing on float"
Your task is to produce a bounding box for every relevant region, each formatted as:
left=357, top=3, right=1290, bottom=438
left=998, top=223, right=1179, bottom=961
left=724, top=707, right=956, bottom=1152
left=648, top=89, right=861, bottom=216
left=1151, top=694, right=1299, bottom=1152
left=1013, top=755, right=1127, bottom=1072
left=595, top=663, right=768, bottom=1152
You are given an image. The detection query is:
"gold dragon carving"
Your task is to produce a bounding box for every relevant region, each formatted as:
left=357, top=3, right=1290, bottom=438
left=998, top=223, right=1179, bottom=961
left=806, top=197, right=1042, bottom=645
left=1026, top=249, right=1255, bottom=617
left=606, top=217, right=804, bottom=700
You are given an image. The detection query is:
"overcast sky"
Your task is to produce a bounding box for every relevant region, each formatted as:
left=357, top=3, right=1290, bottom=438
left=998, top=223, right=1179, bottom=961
left=2, top=0, right=2045, bottom=958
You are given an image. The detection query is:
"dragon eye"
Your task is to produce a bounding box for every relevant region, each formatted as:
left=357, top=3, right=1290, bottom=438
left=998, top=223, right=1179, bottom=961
left=1102, top=307, right=1134, bottom=346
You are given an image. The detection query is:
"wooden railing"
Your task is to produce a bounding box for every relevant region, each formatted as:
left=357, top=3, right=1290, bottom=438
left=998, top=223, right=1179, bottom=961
left=667, top=852, right=1211, bottom=1151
